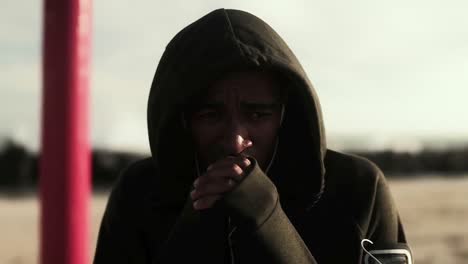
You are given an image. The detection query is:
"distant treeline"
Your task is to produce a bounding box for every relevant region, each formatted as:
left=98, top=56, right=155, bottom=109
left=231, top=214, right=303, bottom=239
left=0, top=139, right=145, bottom=192
left=1, top=139, right=467, bottom=191
left=354, top=148, right=468, bottom=176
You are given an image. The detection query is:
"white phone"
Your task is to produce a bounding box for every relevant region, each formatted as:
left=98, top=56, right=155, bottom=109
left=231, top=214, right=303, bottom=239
left=364, top=248, right=413, bottom=264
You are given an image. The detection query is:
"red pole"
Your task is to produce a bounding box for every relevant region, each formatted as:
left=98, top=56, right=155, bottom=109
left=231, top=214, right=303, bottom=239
left=40, top=0, right=92, bottom=263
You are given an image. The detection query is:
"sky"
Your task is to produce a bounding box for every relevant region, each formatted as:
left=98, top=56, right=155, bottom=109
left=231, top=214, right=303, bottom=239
left=1, top=0, right=468, bottom=153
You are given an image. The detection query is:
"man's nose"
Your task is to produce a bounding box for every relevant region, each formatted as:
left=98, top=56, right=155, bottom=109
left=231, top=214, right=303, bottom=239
left=222, top=119, right=253, bottom=155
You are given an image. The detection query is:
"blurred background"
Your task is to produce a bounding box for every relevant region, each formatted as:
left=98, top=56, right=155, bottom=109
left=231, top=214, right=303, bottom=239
left=1, top=0, right=467, bottom=263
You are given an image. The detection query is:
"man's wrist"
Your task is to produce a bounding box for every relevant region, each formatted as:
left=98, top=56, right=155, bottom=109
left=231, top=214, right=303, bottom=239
left=221, top=158, right=279, bottom=231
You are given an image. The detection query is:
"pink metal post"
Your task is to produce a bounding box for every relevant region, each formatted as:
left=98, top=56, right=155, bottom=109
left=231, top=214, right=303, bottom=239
left=40, top=0, right=92, bottom=263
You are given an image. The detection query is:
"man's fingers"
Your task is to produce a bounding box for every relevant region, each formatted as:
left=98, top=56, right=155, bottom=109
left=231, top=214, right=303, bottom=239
left=191, top=178, right=235, bottom=200
left=190, top=156, right=252, bottom=210
left=208, top=156, right=251, bottom=171
left=238, top=157, right=252, bottom=169
left=193, top=194, right=222, bottom=210
left=225, top=156, right=251, bottom=170
left=195, top=165, right=244, bottom=186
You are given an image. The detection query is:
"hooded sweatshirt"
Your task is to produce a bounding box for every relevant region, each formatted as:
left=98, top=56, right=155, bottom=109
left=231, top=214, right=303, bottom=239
left=94, top=8, right=412, bottom=264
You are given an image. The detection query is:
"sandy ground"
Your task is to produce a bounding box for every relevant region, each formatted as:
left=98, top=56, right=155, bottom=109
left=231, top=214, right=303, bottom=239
left=389, top=175, right=468, bottom=264
left=0, top=175, right=467, bottom=264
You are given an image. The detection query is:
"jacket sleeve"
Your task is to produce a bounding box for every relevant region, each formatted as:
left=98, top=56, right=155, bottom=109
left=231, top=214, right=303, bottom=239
left=221, top=158, right=318, bottom=264
left=362, top=170, right=413, bottom=264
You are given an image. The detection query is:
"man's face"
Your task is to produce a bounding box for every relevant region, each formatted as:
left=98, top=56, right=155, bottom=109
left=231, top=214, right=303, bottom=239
left=188, top=71, right=283, bottom=171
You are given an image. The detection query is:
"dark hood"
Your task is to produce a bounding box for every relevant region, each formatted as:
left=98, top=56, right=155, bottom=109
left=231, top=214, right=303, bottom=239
left=147, top=8, right=326, bottom=210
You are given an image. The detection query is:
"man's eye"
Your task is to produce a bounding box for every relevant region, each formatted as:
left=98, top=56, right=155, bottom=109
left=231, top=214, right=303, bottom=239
left=196, top=110, right=220, bottom=121
left=249, top=111, right=273, bottom=120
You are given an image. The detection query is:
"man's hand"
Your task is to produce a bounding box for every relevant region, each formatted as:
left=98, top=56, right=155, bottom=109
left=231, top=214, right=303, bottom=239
left=190, top=156, right=251, bottom=210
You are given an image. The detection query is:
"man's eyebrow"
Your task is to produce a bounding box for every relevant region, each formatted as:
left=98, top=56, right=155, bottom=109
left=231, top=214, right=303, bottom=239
left=240, top=102, right=282, bottom=110
left=191, top=102, right=223, bottom=110
left=189, top=102, right=282, bottom=111
left=201, top=102, right=223, bottom=107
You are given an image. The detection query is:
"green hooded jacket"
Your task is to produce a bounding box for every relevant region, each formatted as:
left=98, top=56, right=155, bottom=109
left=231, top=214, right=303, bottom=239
left=94, top=8, right=412, bottom=264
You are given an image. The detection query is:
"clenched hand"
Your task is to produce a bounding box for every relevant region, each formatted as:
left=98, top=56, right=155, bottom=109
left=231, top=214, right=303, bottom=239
left=190, top=156, right=251, bottom=210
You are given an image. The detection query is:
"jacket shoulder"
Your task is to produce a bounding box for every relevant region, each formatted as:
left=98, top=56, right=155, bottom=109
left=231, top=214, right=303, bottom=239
left=115, top=157, right=156, bottom=188
left=107, top=157, right=157, bottom=212
left=325, top=149, right=383, bottom=180
left=323, top=149, right=389, bottom=235
left=324, top=149, right=385, bottom=196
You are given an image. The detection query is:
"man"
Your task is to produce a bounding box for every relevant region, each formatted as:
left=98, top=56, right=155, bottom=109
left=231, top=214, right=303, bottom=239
left=94, top=8, right=412, bottom=263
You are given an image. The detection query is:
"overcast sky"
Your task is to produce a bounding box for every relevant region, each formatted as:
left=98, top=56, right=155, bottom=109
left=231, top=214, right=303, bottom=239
left=1, top=0, right=467, bottom=153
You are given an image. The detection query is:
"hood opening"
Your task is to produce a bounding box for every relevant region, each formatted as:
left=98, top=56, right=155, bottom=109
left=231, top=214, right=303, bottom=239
left=147, top=8, right=326, bottom=209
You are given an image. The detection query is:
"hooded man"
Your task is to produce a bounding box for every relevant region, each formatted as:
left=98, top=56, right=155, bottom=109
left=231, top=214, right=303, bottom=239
left=94, top=8, right=412, bottom=264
